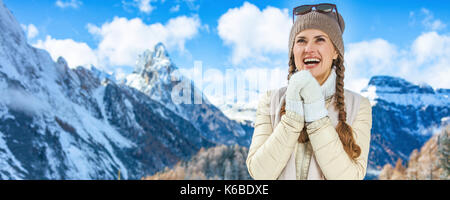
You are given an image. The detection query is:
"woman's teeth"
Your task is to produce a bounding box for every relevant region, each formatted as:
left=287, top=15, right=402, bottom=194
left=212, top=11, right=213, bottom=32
left=304, top=58, right=321, bottom=63
left=303, top=58, right=321, bottom=68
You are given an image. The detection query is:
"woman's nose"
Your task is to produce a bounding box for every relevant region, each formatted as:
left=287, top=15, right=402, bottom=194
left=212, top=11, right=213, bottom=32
left=304, top=41, right=316, bottom=53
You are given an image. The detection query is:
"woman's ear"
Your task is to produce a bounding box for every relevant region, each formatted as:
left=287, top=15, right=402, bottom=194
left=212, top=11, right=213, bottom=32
left=333, top=50, right=338, bottom=60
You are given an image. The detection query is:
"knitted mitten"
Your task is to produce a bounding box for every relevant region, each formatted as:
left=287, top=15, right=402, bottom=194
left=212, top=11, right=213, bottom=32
left=284, top=70, right=311, bottom=120
left=299, top=70, right=328, bottom=122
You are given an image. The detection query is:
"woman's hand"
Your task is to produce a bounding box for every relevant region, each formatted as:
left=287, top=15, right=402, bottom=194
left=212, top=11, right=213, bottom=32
left=298, top=70, right=328, bottom=122
left=285, top=70, right=312, bottom=118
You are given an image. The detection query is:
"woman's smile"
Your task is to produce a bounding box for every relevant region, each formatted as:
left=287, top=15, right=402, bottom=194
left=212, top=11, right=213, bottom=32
left=303, top=57, right=321, bottom=69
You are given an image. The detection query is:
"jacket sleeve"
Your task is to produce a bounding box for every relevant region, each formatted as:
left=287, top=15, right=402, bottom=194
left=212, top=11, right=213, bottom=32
left=246, top=91, right=305, bottom=180
left=306, top=97, right=372, bottom=180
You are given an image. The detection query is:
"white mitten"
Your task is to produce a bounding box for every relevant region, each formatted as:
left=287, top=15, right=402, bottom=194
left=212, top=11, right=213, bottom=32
left=285, top=70, right=311, bottom=119
left=299, top=70, right=328, bottom=122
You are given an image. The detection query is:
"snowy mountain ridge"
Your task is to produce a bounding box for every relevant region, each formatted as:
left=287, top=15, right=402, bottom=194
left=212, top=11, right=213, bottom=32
left=361, top=76, right=449, bottom=107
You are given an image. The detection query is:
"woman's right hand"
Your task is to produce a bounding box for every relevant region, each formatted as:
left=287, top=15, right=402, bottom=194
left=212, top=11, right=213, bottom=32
left=285, top=70, right=311, bottom=118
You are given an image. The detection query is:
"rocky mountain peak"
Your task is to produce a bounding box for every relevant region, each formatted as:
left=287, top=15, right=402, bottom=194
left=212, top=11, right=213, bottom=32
left=154, top=42, right=169, bottom=59
left=56, top=56, right=68, bottom=68
left=361, top=75, right=448, bottom=108
left=134, top=42, right=173, bottom=75
left=367, top=76, right=435, bottom=94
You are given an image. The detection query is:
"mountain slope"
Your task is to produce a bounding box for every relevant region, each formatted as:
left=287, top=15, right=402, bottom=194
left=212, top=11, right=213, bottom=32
left=0, top=0, right=217, bottom=179
left=378, top=124, right=449, bottom=180
left=361, top=76, right=449, bottom=178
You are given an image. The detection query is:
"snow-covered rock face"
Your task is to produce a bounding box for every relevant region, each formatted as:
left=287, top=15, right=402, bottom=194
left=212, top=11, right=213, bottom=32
left=367, top=76, right=434, bottom=94
left=0, top=1, right=57, bottom=85
left=361, top=76, right=449, bottom=107
left=127, top=43, right=175, bottom=103
left=0, top=0, right=26, bottom=48
left=126, top=44, right=253, bottom=147
left=134, top=43, right=170, bottom=75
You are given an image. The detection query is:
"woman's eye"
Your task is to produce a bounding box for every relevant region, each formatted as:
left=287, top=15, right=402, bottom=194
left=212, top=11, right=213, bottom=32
left=316, top=38, right=325, bottom=42
left=297, top=39, right=306, bottom=43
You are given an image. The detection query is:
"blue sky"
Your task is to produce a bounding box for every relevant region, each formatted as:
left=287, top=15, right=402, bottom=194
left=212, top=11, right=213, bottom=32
left=4, top=0, right=450, bottom=95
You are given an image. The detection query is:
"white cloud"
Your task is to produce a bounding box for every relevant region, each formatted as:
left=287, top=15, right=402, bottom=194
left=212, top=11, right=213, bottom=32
left=344, top=78, right=370, bottom=96
left=183, top=0, right=199, bottom=11
left=421, top=8, right=446, bottom=31
left=122, top=0, right=158, bottom=14
left=170, top=4, right=180, bottom=13
left=135, top=0, right=155, bottom=14
left=345, top=39, right=398, bottom=78
left=55, top=0, right=82, bottom=9
left=411, top=32, right=450, bottom=88
left=345, top=31, right=450, bottom=92
left=342, top=38, right=400, bottom=93
left=412, top=32, right=450, bottom=64
left=31, top=14, right=201, bottom=74
left=1, top=88, right=48, bottom=115
left=345, top=9, right=450, bottom=92
left=217, top=2, right=291, bottom=65
left=21, top=24, right=39, bottom=39
left=33, top=35, right=98, bottom=69
left=87, top=15, right=201, bottom=67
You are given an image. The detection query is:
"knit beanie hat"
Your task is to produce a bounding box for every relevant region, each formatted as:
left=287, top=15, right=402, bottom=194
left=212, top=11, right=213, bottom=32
left=288, top=11, right=345, bottom=59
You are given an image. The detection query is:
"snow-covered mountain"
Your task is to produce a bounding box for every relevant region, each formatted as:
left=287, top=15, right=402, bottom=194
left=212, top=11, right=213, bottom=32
left=0, top=0, right=249, bottom=179
left=361, top=76, right=448, bottom=107
left=361, top=76, right=449, bottom=179
left=125, top=44, right=252, bottom=146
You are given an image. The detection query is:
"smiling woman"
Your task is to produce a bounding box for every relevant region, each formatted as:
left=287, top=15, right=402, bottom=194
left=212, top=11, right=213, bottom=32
left=246, top=3, right=373, bottom=180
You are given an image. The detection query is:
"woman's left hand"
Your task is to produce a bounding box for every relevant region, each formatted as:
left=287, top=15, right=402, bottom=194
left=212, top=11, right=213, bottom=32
left=299, top=70, right=328, bottom=122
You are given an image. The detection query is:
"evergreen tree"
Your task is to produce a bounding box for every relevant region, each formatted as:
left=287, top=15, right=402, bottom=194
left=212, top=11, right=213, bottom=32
left=437, top=126, right=450, bottom=180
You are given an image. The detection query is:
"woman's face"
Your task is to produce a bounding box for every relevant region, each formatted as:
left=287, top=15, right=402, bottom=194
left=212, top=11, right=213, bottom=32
left=292, top=29, right=338, bottom=85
